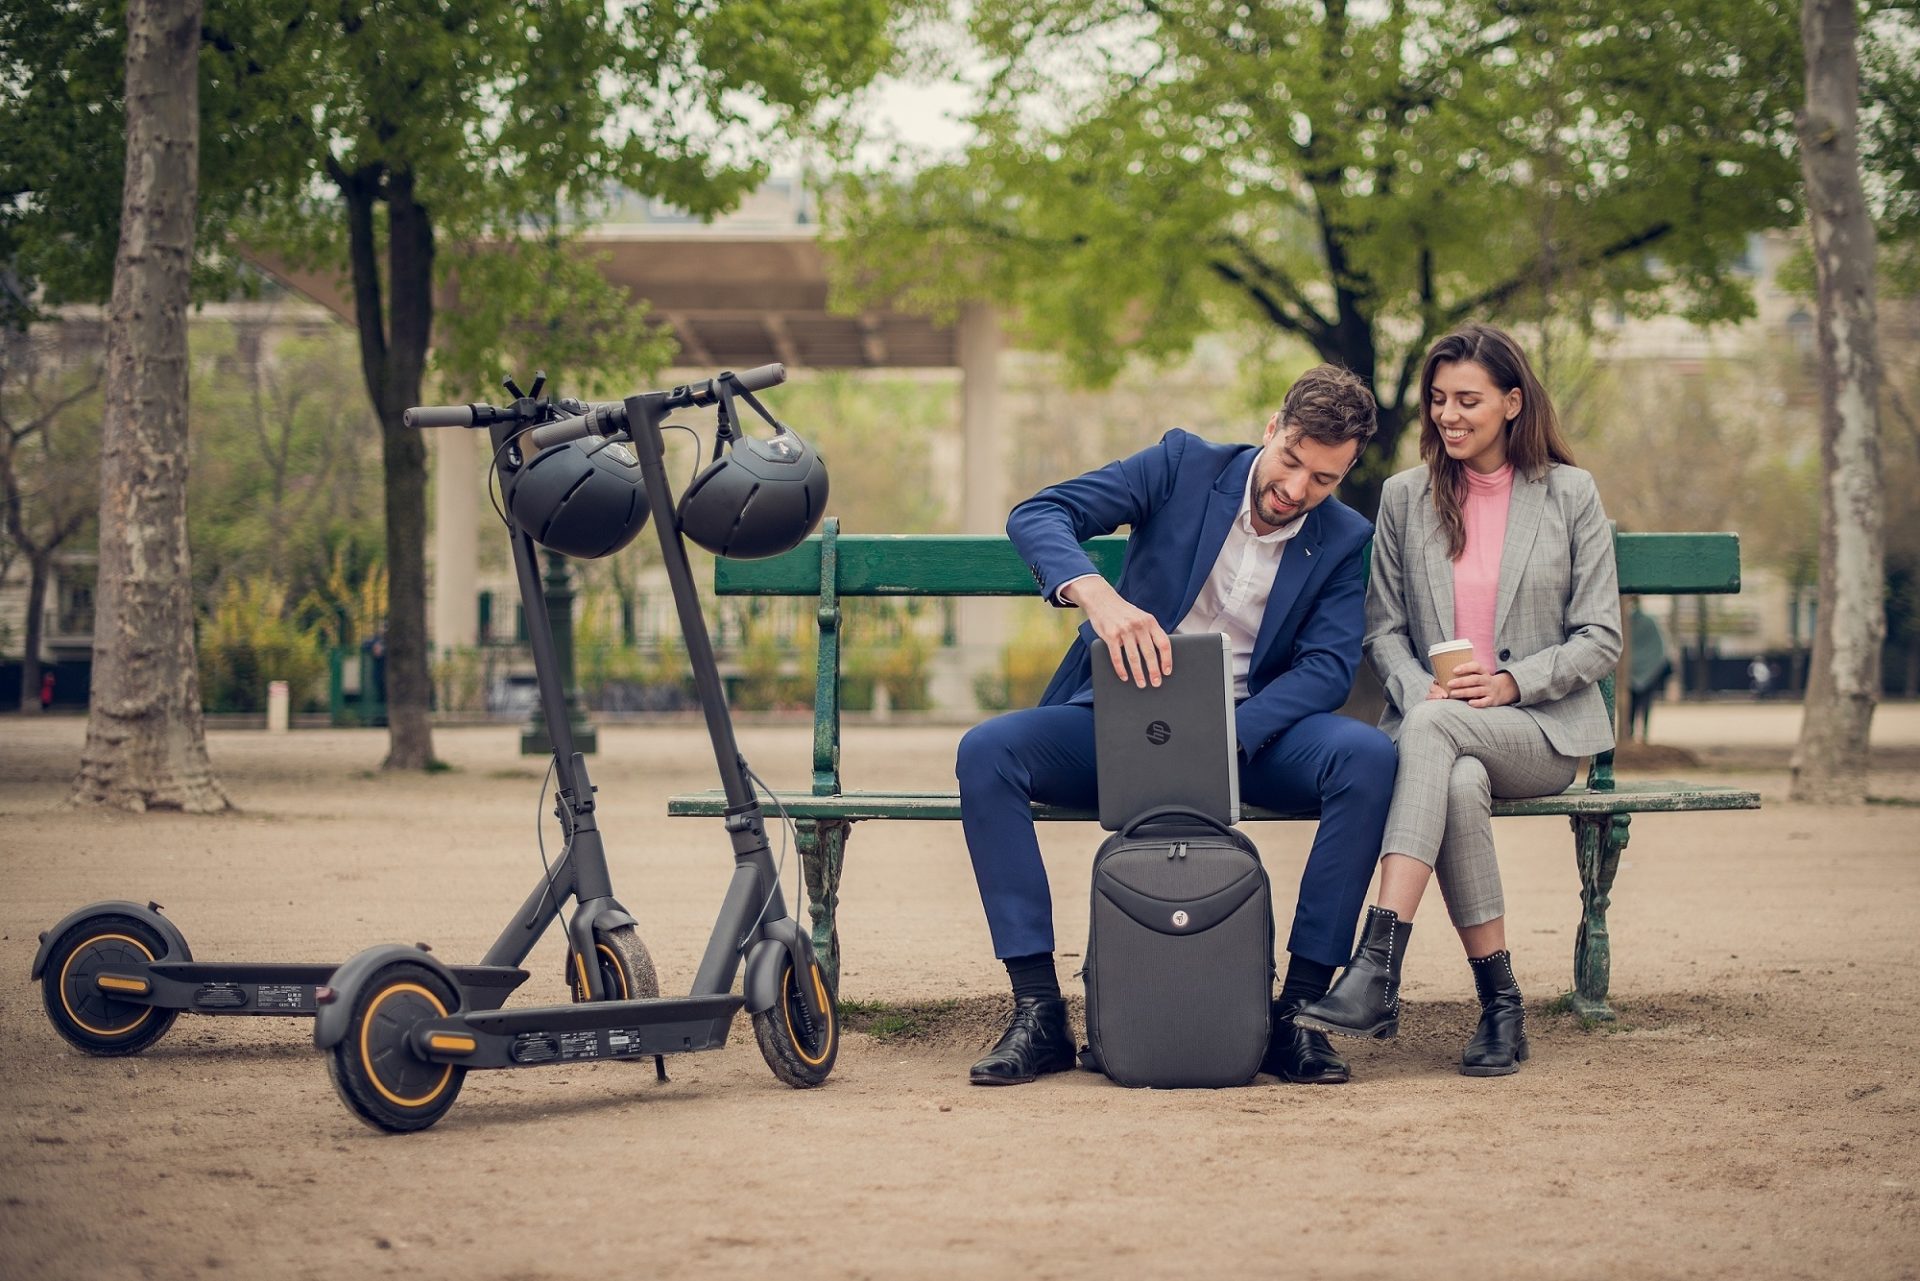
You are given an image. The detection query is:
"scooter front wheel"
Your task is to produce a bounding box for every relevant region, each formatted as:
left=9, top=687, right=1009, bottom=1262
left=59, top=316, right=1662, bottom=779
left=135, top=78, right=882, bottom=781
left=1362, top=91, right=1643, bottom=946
left=326, top=961, right=465, bottom=1133
left=752, top=959, right=837, bottom=1088
left=40, top=913, right=178, bottom=1056
left=567, top=924, right=660, bottom=1003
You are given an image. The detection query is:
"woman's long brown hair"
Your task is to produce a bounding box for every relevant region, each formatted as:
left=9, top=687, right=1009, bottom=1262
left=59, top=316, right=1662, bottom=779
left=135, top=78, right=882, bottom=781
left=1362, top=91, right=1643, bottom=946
left=1418, top=322, right=1575, bottom=560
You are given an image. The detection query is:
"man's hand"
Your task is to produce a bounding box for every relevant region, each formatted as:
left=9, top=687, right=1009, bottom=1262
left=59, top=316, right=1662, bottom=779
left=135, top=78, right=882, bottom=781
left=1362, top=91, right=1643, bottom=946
left=1065, top=576, right=1172, bottom=688
left=1444, top=659, right=1521, bottom=709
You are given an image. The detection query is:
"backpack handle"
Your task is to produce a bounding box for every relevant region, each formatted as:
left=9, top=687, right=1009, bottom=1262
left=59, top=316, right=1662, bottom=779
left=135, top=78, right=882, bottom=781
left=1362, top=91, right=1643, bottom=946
left=1118, top=806, right=1237, bottom=839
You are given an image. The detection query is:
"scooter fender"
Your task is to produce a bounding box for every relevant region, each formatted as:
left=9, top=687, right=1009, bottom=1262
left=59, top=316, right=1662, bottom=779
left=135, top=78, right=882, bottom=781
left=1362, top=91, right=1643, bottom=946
left=30, top=900, right=192, bottom=980
left=566, top=900, right=639, bottom=1000
left=313, top=944, right=457, bottom=1050
left=743, top=920, right=829, bottom=1029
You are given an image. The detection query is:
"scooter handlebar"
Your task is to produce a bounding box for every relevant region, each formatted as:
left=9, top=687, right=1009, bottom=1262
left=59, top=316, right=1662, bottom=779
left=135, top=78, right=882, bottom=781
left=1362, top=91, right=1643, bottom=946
left=404, top=404, right=476, bottom=428
left=732, top=362, right=785, bottom=395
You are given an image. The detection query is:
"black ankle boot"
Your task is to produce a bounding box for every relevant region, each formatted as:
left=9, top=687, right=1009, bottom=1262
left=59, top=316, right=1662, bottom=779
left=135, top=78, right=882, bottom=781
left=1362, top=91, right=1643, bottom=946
left=969, top=996, right=1076, bottom=1085
left=1293, top=907, right=1412, bottom=1040
left=1462, top=950, right=1529, bottom=1077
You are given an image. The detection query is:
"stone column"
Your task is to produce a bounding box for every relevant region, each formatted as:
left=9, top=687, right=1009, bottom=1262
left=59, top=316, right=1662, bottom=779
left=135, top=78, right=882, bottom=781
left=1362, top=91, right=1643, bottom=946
left=934, top=303, right=1013, bottom=713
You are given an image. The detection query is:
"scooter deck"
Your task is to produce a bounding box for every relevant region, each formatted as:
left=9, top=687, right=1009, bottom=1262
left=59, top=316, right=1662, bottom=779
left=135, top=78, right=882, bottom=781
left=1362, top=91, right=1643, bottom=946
left=94, top=961, right=529, bottom=1016
left=416, top=993, right=746, bottom=1069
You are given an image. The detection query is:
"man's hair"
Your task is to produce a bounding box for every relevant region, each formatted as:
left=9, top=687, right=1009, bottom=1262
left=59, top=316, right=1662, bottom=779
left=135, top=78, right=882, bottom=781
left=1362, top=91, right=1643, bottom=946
left=1278, top=364, right=1378, bottom=452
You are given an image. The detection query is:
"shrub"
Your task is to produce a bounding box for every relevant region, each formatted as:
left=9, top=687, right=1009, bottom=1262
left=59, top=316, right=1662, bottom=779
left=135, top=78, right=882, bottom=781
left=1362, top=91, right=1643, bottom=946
left=199, top=576, right=326, bottom=712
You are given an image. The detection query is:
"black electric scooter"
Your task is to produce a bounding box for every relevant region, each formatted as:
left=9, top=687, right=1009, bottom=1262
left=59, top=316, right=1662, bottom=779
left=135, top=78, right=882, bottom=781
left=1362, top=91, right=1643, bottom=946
left=310, top=365, right=836, bottom=1131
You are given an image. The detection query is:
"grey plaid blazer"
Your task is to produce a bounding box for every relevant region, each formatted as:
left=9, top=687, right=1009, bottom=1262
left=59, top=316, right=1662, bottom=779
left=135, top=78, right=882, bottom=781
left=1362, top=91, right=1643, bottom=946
left=1366, top=462, right=1623, bottom=757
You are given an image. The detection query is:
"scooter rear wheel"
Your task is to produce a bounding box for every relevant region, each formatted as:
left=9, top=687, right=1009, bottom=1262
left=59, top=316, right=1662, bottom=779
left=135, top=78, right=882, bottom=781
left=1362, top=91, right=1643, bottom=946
left=326, top=962, right=465, bottom=1133
left=40, top=913, right=178, bottom=1056
left=567, top=924, right=661, bottom=1002
left=752, top=959, right=837, bottom=1088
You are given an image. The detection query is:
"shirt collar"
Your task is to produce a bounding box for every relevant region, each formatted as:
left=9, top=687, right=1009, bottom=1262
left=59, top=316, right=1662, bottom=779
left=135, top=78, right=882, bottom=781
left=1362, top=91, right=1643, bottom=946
left=1239, top=460, right=1309, bottom=544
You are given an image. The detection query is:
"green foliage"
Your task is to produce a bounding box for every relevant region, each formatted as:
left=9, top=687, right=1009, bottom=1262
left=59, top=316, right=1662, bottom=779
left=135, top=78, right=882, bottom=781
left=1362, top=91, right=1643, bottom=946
left=733, top=608, right=817, bottom=711
left=975, top=604, right=1081, bottom=711
left=197, top=575, right=326, bottom=712
left=842, top=599, right=934, bottom=711
left=830, top=0, right=1808, bottom=511
left=295, top=545, right=388, bottom=652
left=186, top=319, right=386, bottom=608
left=431, top=645, right=488, bottom=716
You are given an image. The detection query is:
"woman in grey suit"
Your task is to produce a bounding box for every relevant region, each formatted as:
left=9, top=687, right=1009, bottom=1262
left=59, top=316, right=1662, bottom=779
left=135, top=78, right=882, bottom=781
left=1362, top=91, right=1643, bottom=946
left=1296, top=323, right=1622, bottom=1075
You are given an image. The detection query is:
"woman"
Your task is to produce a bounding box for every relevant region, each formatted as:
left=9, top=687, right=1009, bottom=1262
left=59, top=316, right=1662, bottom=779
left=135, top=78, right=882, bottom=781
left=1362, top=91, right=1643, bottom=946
left=1295, top=322, right=1621, bottom=1076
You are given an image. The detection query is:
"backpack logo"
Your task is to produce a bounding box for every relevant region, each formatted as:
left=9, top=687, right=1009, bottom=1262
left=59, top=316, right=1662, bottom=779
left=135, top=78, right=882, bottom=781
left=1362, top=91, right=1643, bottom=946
left=1171, top=910, right=1190, bottom=928
left=1146, top=720, right=1172, bottom=745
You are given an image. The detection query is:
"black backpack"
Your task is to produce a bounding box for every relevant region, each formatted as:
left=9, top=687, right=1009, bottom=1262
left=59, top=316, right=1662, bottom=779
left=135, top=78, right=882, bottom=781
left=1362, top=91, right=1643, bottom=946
left=1080, top=807, right=1273, bottom=1088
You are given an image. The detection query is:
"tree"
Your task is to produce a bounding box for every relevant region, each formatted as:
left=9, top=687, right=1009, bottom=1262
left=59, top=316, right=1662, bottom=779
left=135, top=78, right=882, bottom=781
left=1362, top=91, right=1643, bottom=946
left=7, top=0, right=906, bottom=769
left=1791, top=0, right=1886, bottom=805
left=0, top=329, right=102, bottom=710
left=71, top=0, right=229, bottom=812
left=223, top=0, right=901, bottom=768
left=829, top=0, right=1806, bottom=514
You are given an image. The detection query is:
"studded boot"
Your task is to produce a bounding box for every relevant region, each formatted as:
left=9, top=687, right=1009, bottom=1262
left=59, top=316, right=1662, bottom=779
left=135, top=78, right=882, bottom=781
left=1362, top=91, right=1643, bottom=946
left=1293, top=907, right=1412, bottom=1040
left=1461, top=949, right=1529, bottom=1076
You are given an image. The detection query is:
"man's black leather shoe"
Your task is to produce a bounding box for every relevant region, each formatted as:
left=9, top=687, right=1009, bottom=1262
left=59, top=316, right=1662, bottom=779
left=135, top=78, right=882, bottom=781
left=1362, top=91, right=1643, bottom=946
left=968, top=995, right=1076, bottom=1085
left=1263, top=998, right=1350, bottom=1084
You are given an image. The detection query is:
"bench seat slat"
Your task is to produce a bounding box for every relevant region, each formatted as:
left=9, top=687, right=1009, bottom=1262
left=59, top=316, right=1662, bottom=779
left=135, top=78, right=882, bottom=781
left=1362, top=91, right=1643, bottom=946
left=666, top=780, right=1760, bottom=823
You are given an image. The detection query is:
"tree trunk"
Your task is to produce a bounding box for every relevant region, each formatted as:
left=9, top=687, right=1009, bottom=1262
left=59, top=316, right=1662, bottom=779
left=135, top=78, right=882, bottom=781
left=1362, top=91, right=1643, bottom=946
left=377, top=176, right=436, bottom=769
left=334, top=162, right=437, bottom=769
left=21, top=553, right=48, bottom=711
left=1790, top=0, right=1885, bottom=805
left=70, top=0, right=228, bottom=812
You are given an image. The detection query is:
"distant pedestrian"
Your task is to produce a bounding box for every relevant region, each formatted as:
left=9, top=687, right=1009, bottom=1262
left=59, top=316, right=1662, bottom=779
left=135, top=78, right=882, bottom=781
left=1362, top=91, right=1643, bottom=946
left=39, top=670, right=54, bottom=712
left=1628, top=604, right=1671, bottom=743
left=1748, top=656, right=1774, bottom=700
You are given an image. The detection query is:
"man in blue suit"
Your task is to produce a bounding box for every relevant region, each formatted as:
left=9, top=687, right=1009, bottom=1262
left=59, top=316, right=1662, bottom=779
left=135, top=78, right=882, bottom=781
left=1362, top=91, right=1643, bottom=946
left=958, top=364, right=1396, bottom=1086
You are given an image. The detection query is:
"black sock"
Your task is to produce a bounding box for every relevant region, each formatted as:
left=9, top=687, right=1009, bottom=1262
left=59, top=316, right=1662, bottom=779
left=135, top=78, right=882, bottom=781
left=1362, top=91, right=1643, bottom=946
left=1004, top=953, right=1061, bottom=1002
left=1280, top=956, right=1337, bottom=1004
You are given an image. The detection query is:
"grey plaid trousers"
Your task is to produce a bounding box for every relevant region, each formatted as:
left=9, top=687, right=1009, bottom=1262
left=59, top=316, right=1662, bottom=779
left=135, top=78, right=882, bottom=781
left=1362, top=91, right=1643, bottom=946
left=1380, top=699, right=1579, bottom=928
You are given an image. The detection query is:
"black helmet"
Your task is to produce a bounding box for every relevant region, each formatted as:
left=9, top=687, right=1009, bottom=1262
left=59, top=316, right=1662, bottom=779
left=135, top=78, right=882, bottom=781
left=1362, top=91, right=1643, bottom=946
left=504, top=433, right=650, bottom=559
left=677, top=389, right=828, bottom=560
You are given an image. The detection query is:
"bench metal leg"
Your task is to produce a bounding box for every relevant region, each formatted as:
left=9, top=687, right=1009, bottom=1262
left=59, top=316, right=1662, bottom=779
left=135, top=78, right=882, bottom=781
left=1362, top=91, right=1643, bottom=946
left=796, top=819, right=849, bottom=992
left=1568, top=813, right=1630, bottom=1021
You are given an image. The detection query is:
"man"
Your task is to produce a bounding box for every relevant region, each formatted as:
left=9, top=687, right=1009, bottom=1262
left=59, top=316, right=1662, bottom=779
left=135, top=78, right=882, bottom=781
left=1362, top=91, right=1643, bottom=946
left=957, top=363, right=1397, bottom=1087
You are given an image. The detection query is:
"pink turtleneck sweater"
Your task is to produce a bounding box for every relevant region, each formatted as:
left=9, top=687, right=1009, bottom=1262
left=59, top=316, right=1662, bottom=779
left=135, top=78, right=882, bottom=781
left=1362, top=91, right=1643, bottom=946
left=1452, top=462, right=1514, bottom=672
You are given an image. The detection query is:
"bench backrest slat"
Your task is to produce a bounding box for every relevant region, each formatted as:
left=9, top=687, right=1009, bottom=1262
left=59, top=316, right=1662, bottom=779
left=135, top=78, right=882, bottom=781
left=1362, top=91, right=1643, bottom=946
left=717, top=531, right=1740, bottom=597
left=719, top=520, right=1738, bottom=800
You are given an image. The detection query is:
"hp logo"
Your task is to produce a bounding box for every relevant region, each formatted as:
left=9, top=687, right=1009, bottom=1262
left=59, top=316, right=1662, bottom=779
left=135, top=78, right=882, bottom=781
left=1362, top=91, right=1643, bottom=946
left=1145, top=720, right=1172, bottom=745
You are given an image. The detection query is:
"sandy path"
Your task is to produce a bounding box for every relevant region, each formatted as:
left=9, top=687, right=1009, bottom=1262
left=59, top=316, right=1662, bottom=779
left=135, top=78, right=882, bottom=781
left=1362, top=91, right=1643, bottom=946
left=0, top=708, right=1915, bottom=1280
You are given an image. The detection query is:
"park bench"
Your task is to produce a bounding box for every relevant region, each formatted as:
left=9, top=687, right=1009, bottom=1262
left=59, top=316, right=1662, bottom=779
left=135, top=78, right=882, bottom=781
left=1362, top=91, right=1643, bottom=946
left=667, top=517, right=1760, bottom=1019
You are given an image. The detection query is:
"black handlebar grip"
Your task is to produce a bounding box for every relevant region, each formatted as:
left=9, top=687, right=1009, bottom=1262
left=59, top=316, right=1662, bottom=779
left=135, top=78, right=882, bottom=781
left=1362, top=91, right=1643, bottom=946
left=731, top=363, right=786, bottom=394
left=404, top=405, right=475, bottom=428
left=526, top=413, right=593, bottom=451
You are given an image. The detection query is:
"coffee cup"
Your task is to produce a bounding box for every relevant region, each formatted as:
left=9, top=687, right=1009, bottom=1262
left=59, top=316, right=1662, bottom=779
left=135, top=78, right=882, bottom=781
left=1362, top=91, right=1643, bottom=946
left=1428, top=639, right=1476, bottom=688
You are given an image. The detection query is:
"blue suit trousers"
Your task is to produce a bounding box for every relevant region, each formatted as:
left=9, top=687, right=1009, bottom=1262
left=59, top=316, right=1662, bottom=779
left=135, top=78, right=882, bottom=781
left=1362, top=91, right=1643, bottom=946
left=956, top=706, right=1396, bottom=967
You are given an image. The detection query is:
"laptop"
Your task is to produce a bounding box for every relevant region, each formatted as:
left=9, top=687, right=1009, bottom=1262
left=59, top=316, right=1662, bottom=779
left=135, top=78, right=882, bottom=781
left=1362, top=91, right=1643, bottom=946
left=1091, top=631, right=1240, bottom=831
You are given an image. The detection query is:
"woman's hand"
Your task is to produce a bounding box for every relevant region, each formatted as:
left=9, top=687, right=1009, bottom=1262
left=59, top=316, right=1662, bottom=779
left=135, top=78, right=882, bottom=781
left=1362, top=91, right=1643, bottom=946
left=1425, top=681, right=1449, bottom=701
left=1067, top=576, right=1172, bottom=688
left=1445, top=659, right=1521, bottom=708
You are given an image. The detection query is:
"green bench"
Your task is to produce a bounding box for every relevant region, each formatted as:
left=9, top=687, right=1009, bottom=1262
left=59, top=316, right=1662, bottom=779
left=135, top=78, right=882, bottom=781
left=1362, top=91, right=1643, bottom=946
left=667, top=517, right=1760, bottom=1019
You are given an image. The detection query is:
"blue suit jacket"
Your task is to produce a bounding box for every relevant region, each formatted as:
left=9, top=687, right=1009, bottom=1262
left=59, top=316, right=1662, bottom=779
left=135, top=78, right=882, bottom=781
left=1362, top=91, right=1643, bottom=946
left=1008, top=428, right=1374, bottom=762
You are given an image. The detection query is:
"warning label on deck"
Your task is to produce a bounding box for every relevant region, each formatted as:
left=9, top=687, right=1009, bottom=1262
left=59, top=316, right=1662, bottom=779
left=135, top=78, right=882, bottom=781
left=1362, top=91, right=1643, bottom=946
left=256, top=984, right=306, bottom=1010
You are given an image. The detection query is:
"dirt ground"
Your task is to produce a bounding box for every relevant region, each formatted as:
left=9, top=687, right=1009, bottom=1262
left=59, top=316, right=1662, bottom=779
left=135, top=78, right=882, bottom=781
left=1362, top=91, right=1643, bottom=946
left=1, top=704, right=1916, bottom=1281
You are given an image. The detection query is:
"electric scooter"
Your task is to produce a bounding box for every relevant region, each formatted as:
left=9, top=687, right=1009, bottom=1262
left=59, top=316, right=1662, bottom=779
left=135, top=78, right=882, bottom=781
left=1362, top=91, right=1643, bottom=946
left=310, top=365, right=836, bottom=1131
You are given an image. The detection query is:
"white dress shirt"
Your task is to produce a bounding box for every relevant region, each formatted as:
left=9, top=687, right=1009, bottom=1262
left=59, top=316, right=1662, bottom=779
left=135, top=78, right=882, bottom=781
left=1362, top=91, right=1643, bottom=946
left=1174, top=464, right=1307, bottom=697
left=1059, top=463, right=1306, bottom=699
